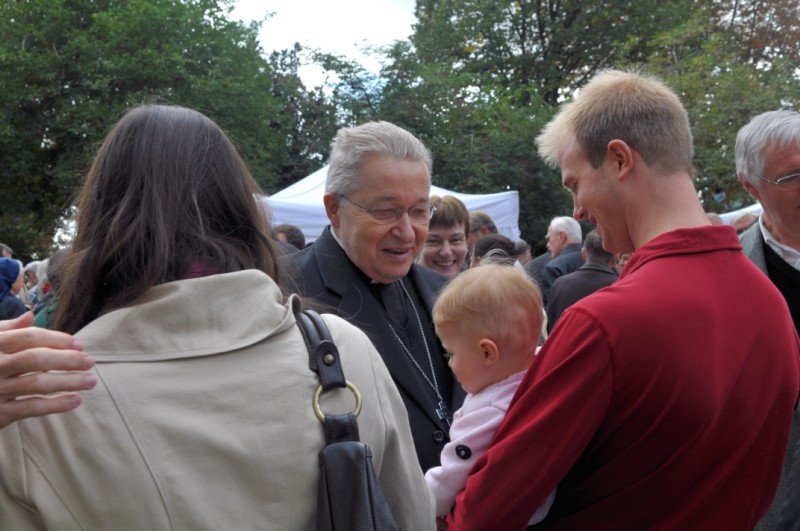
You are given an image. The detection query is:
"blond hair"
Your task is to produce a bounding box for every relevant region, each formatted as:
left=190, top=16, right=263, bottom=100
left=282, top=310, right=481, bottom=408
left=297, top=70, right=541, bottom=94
left=537, top=69, right=694, bottom=176
left=433, top=264, right=542, bottom=356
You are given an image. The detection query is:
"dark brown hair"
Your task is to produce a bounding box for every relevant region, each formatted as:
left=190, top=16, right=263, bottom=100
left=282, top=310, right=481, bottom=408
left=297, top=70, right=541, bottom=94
left=274, top=223, right=306, bottom=250
left=429, top=195, right=470, bottom=234
left=55, top=105, right=279, bottom=333
left=473, top=234, right=518, bottom=265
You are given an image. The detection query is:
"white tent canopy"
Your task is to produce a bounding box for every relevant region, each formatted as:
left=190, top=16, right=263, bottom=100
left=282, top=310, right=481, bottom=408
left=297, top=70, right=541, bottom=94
left=719, top=202, right=762, bottom=224
left=265, top=165, right=521, bottom=243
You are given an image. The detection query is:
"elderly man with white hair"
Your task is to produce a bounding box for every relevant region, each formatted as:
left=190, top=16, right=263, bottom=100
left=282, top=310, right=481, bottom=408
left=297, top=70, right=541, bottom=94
left=22, top=261, right=40, bottom=307
left=282, top=121, right=465, bottom=473
left=736, top=110, right=800, bottom=334
left=538, top=215, right=584, bottom=302
left=735, top=109, right=800, bottom=530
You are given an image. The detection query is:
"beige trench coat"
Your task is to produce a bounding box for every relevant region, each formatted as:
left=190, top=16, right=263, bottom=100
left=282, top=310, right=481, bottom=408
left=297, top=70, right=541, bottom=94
left=0, top=270, right=434, bottom=530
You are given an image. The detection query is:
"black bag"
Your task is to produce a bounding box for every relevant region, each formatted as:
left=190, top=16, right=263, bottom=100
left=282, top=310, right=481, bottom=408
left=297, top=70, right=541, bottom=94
left=294, top=300, right=400, bottom=531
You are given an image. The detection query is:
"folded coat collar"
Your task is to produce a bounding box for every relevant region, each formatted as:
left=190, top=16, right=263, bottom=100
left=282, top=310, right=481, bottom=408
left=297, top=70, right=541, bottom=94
left=77, top=270, right=296, bottom=362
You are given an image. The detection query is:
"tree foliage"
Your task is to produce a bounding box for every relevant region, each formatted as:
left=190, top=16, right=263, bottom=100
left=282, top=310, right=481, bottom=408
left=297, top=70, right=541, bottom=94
left=0, top=0, right=289, bottom=259
left=377, top=41, right=568, bottom=243
left=374, top=0, right=703, bottom=244
left=373, top=0, right=799, bottom=242
left=3, top=0, right=799, bottom=256
left=411, top=0, right=696, bottom=104
left=643, top=0, right=800, bottom=212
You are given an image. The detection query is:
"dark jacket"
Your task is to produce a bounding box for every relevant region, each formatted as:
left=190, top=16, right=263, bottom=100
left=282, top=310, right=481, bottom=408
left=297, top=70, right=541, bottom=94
left=0, top=294, right=26, bottom=321
left=741, top=222, right=800, bottom=531
left=525, top=250, right=551, bottom=285
left=546, top=262, right=619, bottom=333
left=281, top=226, right=466, bottom=471
left=539, top=243, right=584, bottom=303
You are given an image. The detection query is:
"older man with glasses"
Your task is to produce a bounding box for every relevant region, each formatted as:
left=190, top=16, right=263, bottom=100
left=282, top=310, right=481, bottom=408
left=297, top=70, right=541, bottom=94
left=282, top=121, right=466, bottom=472
left=735, top=110, right=800, bottom=530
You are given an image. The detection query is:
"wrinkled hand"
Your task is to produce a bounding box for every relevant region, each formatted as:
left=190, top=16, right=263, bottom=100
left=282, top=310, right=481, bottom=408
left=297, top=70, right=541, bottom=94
left=0, top=312, right=96, bottom=429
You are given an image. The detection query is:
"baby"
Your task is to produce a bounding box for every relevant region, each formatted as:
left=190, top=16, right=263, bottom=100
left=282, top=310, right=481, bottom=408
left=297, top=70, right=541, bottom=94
left=425, top=263, right=556, bottom=524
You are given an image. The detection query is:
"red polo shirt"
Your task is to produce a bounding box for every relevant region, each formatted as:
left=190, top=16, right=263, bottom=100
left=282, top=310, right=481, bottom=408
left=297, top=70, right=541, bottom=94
left=449, top=226, right=800, bottom=530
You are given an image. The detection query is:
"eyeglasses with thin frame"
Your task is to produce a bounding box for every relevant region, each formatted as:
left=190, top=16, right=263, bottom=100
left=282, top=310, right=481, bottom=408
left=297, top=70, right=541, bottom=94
left=758, top=172, right=800, bottom=190
left=338, top=195, right=436, bottom=225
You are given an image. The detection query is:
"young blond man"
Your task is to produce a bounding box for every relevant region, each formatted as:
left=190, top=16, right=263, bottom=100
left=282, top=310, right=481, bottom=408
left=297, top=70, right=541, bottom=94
left=447, top=70, right=800, bottom=530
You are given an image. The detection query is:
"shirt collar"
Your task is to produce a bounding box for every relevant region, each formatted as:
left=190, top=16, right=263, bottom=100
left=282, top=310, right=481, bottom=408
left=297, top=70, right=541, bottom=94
left=329, top=225, right=345, bottom=249
left=759, top=215, right=800, bottom=270
left=580, top=262, right=619, bottom=276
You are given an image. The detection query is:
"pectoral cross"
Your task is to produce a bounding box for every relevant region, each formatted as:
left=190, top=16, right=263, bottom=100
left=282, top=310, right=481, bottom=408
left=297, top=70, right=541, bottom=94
left=437, top=401, right=453, bottom=425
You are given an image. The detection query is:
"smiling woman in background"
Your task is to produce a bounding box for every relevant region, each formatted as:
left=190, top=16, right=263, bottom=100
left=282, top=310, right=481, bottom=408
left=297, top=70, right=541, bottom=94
left=419, top=195, right=470, bottom=280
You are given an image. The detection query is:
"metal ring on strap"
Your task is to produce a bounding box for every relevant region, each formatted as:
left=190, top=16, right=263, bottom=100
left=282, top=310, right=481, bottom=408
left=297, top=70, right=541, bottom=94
left=312, top=380, right=362, bottom=422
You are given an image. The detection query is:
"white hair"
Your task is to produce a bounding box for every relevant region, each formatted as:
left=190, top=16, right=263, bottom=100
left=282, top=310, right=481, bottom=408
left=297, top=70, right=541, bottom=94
left=736, top=110, right=800, bottom=185
left=325, top=121, right=432, bottom=196
left=23, top=260, right=40, bottom=275
left=549, top=216, right=582, bottom=243
left=36, top=258, right=50, bottom=289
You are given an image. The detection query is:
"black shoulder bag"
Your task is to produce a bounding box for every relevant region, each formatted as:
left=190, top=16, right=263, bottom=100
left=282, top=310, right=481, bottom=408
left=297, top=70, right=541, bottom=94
left=293, top=299, right=400, bottom=531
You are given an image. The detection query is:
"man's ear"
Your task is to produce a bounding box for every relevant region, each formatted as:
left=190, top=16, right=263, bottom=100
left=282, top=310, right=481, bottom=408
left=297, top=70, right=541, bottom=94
left=323, top=193, right=341, bottom=227
left=606, top=139, right=634, bottom=180
left=480, top=226, right=490, bottom=236
left=478, top=338, right=500, bottom=366
left=738, top=173, right=761, bottom=201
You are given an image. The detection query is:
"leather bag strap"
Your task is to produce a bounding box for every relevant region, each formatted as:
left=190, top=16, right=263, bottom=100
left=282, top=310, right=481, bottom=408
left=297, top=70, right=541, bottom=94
left=293, top=298, right=358, bottom=444
left=293, top=298, right=346, bottom=390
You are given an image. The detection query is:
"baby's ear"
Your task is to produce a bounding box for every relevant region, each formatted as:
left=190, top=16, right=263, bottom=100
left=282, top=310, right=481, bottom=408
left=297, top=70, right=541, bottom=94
left=478, top=338, right=500, bottom=366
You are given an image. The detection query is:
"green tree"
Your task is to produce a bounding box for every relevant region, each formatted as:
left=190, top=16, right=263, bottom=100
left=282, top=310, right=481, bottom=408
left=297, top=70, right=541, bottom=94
left=265, top=45, right=340, bottom=191
left=411, top=0, right=696, bottom=104
left=376, top=0, right=698, bottom=243
left=643, top=1, right=800, bottom=212
left=0, top=0, right=292, bottom=259
left=378, top=0, right=799, bottom=240
left=378, top=42, right=569, bottom=243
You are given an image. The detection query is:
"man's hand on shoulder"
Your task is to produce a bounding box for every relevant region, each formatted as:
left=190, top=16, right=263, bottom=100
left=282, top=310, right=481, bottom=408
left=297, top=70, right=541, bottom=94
left=0, top=312, right=96, bottom=429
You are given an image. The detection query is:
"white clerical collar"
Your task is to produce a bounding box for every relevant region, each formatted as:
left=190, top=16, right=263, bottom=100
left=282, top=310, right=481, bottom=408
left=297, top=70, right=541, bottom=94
left=329, top=226, right=345, bottom=249
left=759, top=215, right=800, bottom=270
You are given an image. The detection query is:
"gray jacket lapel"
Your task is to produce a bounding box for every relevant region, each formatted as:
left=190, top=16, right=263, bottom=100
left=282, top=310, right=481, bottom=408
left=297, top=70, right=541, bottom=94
left=740, top=222, right=767, bottom=274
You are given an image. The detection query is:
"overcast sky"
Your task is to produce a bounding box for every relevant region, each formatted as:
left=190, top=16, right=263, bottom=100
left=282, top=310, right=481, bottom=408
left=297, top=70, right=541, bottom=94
left=231, top=0, right=416, bottom=86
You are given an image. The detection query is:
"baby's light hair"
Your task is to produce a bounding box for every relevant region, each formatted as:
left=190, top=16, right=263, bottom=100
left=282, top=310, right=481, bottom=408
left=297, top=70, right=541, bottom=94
left=433, top=264, right=543, bottom=356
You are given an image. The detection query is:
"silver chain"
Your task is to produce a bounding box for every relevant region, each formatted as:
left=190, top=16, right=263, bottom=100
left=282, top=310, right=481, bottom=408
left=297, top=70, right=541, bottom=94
left=386, top=279, right=443, bottom=405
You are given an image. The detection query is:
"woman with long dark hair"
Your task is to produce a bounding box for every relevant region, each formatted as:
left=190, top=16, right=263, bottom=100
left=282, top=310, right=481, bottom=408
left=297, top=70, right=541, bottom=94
left=0, top=105, right=432, bottom=529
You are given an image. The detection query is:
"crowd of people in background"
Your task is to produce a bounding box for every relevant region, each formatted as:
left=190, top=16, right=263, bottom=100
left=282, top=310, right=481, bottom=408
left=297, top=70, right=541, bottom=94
left=0, top=69, right=798, bottom=530
left=0, top=248, right=68, bottom=327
